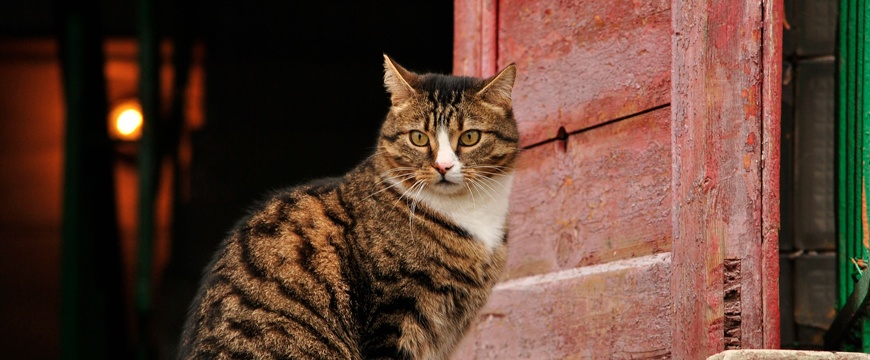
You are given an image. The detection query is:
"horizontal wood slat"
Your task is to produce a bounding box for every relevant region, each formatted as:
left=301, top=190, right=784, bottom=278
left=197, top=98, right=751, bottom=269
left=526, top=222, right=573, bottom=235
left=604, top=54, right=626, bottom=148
left=453, top=253, right=672, bottom=359
left=505, top=106, right=672, bottom=280
left=498, top=0, right=671, bottom=147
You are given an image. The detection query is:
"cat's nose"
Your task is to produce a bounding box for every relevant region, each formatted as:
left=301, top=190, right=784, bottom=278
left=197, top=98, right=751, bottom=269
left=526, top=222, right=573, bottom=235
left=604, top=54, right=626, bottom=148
left=434, top=161, right=453, bottom=175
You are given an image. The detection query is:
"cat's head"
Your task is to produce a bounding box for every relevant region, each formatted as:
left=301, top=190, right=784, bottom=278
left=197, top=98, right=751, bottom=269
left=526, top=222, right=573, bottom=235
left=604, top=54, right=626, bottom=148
left=376, top=55, right=519, bottom=197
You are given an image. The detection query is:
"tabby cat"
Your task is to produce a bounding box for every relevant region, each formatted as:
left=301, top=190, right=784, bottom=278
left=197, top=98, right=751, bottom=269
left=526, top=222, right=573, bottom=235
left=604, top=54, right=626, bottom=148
left=179, top=55, right=519, bottom=359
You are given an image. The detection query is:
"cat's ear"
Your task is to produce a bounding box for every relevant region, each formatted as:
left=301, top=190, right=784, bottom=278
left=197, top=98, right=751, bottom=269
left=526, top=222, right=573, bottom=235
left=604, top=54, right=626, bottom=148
left=383, top=55, right=417, bottom=106
left=476, top=64, right=517, bottom=108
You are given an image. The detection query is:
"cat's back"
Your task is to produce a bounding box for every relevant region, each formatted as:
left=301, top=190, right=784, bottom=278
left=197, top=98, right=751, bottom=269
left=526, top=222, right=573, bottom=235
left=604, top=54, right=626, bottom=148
left=179, top=175, right=364, bottom=359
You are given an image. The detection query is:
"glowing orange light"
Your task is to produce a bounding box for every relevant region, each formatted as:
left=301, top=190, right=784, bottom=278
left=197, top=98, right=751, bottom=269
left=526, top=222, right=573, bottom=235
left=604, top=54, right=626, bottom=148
left=108, top=100, right=143, bottom=141
left=117, top=109, right=142, bottom=135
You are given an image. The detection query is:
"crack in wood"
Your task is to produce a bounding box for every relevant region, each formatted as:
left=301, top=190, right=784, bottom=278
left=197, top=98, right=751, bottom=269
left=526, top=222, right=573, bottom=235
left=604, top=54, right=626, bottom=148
left=555, top=126, right=568, bottom=152
left=724, top=258, right=742, bottom=349
left=520, top=102, right=671, bottom=150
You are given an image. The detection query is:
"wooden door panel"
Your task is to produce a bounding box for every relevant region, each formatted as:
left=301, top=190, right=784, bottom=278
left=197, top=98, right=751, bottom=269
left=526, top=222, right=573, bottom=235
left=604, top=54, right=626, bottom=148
left=498, top=0, right=671, bottom=147
left=454, top=253, right=672, bottom=359
left=505, top=107, right=672, bottom=280
left=455, top=0, right=782, bottom=356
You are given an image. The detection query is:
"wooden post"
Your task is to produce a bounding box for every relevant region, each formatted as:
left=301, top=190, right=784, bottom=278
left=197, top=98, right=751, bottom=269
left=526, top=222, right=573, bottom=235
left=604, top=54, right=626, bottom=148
left=762, top=0, right=784, bottom=350
left=453, top=0, right=498, bottom=77
left=671, top=0, right=780, bottom=357
left=834, top=0, right=870, bottom=351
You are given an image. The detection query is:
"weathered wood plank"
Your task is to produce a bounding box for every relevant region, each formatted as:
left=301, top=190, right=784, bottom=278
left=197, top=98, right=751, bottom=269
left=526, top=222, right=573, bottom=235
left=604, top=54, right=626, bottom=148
left=497, top=0, right=671, bottom=147
left=762, top=0, right=784, bottom=349
left=671, top=1, right=725, bottom=357
left=456, top=0, right=780, bottom=355
left=671, top=0, right=772, bottom=357
left=453, top=0, right=498, bottom=77
left=453, top=253, right=672, bottom=359
left=505, top=107, right=672, bottom=280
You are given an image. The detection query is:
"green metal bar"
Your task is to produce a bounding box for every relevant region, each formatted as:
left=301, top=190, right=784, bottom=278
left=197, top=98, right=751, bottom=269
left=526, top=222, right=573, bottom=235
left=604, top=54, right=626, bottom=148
left=839, top=0, right=858, bottom=309
left=850, top=0, right=861, bottom=349
left=56, top=0, right=129, bottom=358
left=855, top=0, right=862, bottom=282
left=840, top=0, right=853, bottom=311
left=865, top=0, right=870, bottom=265
left=858, top=2, right=870, bottom=351
left=825, top=275, right=870, bottom=350
left=136, top=0, right=159, bottom=357
left=832, top=0, right=870, bottom=351
left=848, top=0, right=858, bottom=301
left=826, top=263, right=870, bottom=349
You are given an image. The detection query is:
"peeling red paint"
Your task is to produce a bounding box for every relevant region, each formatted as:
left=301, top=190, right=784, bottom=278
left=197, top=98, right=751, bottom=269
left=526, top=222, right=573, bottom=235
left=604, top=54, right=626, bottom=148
left=506, top=108, right=672, bottom=279
left=761, top=0, right=784, bottom=349
left=497, top=0, right=671, bottom=147
left=454, top=0, right=780, bottom=357
left=672, top=0, right=777, bottom=357
left=746, top=132, right=757, bottom=147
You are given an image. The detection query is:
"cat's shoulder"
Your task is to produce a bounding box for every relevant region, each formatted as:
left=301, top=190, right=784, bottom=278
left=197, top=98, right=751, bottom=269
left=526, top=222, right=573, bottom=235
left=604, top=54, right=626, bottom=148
left=231, top=176, right=346, bottom=228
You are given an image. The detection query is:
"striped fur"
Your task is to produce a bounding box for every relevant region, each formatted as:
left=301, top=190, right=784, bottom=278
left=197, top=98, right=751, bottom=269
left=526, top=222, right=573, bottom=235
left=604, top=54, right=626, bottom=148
left=179, top=56, right=519, bottom=359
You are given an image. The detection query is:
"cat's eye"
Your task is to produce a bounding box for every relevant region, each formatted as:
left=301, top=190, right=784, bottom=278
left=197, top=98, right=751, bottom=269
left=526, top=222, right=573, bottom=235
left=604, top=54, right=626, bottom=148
left=409, top=130, right=429, bottom=147
left=459, top=130, right=481, bottom=146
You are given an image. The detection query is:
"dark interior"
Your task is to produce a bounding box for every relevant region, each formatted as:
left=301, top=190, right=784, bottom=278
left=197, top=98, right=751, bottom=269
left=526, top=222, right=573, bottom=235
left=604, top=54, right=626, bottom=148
left=0, top=1, right=453, bottom=358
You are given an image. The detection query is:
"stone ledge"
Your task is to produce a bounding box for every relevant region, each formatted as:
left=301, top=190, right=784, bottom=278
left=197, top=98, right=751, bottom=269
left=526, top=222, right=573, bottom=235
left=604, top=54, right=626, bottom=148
left=709, top=350, right=870, bottom=360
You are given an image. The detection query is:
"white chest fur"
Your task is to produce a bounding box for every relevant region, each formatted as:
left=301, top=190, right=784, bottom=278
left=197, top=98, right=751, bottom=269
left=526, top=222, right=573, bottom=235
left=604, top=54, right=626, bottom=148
left=412, top=174, right=514, bottom=252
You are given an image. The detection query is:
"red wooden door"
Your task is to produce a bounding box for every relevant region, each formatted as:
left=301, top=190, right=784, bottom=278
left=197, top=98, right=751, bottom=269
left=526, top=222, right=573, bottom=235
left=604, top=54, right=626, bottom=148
left=453, top=0, right=782, bottom=358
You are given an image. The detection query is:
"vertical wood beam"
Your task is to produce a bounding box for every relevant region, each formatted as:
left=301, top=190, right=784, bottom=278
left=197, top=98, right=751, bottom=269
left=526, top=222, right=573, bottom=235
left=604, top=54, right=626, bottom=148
left=453, top=0, right=498, bottom=77
left=671, top=0, right=778, bottom=356
left=761, top=0, right=784, bottom=350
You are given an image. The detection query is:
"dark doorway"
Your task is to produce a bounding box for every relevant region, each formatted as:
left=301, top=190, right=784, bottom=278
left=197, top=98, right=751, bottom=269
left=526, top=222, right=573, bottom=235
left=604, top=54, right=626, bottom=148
left=0, top=1, right=452, bottom=358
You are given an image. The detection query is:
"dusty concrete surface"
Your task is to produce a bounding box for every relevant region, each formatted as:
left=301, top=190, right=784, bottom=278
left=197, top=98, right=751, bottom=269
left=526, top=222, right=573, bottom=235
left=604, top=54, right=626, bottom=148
left=709, top=350, right=870, bottom=360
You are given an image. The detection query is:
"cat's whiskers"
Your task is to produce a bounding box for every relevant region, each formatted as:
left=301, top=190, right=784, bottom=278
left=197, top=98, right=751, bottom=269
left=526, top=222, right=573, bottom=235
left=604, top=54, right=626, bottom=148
left=407, top=179, right=429, bottom=236
left=464, top=165, right=513, bottom=191
left=473, top=172, right=510, bottom=191
left=467, top=176, right=497, bottom=203
left=394, top=179, right=425, bottom=209
left=359, top=148, right=390, bottom=165
left=368, top=172, right=417, bottom=199
left=472, top=182, right=489, bottom=206
left=463, top=182, right=476, bottom=208
left=369, top=167, right=418, bottom=194
left=468, top=165, right=510, bottom=175
left=380, top=167, right=416, bottom=179
left=473, top=183, right=488, bottom=204
left=471, top=170, right=508, bottom=178
left=460, top=172, right=488, bottom=204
